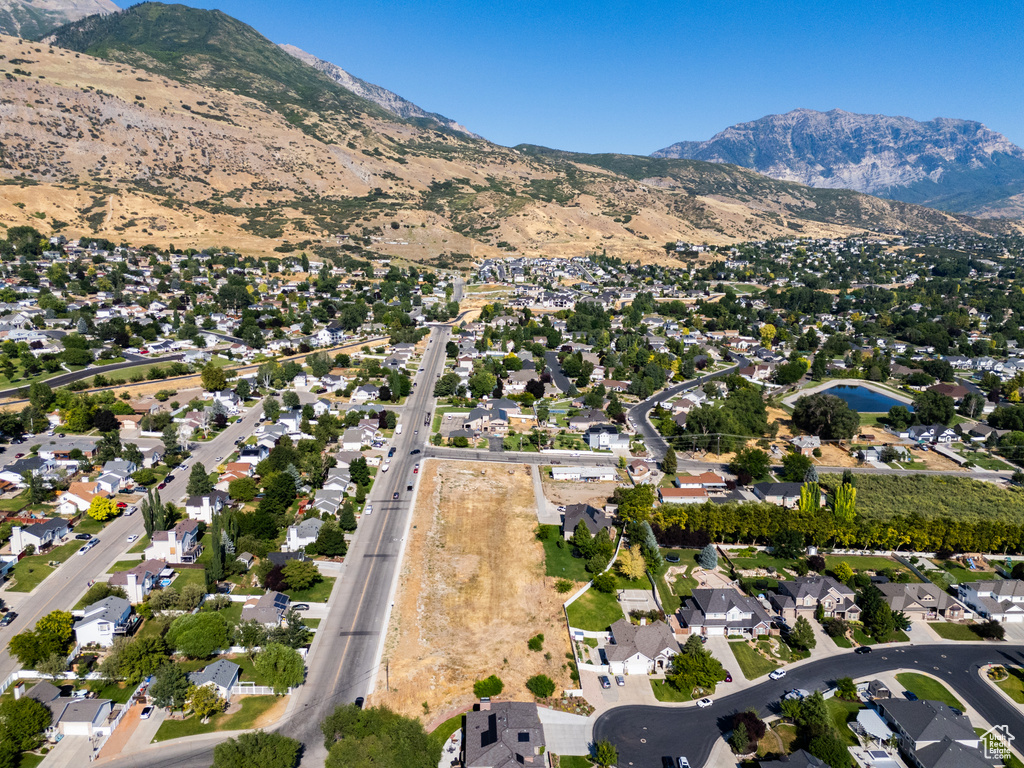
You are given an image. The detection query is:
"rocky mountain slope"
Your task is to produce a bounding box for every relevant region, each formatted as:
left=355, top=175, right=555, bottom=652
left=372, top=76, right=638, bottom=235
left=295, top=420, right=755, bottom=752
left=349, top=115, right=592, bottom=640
left=654, top=109, right=1024, bottom=218
left=0, top=0, right=116, bottom=39
left=0, top=4, right=1016, bottom=263
left=280, top=44, right=478, bottom=139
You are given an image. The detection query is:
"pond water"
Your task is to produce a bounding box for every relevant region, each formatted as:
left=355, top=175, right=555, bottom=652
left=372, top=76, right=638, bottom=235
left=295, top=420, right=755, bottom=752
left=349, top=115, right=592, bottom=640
left=826, top=385, right=913, bottom=413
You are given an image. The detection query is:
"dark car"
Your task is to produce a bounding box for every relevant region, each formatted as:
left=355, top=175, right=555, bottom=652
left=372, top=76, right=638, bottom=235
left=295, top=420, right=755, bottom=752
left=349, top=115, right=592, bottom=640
left=407, top=484, right=413, bottom=492
left=905, top=691, right=918, bottom=701
left=165, top=474, right=175, bottom=483
left=724, top=672, right=733, bottom=683
left=393, top=492, right=400, bottom=500
left=292, top=604, right=310, bottom=611
left=388, top=448, right=396, bottom=458
left=75, top=533, right=92, bottom=541
left=0, top=612, right=16, bottom=627
left=855, top=646, right=872, bottom=654
left=599, top=675, right=611, bottom=689
left=354, top=696, right=364, bottom=709
left=410, top=449, right=421, bottom=455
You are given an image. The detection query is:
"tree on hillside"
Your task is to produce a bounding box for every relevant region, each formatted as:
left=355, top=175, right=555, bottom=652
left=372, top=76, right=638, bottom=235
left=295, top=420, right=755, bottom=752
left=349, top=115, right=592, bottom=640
left=662, top=446, right=677, bottom=475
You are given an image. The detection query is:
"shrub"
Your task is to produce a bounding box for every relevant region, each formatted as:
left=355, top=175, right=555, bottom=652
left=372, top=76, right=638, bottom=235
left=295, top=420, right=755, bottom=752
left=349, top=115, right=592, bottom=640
left=807, top=555, right=826, bottom=572
left=472, top=675, right=504, bottom=698
left=527, top=634, right=544, bottom=652
left=525, top=674, right=555, bottom=699
left=555, top=579, right=574, bottom=594
left=592, top=572, right=616, bottom=593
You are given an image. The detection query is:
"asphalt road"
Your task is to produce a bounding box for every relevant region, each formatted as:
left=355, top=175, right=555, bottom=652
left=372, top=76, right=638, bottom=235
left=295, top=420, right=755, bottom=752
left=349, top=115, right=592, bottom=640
left=0, top=402, right=265, bottom=683
left=594, top=643, right=1024, bottom=768
left=544, top=350, right=574, bottom=394
left=0, top=354, right=185, bottom=398
left=423, top=446, right=620, bottom=466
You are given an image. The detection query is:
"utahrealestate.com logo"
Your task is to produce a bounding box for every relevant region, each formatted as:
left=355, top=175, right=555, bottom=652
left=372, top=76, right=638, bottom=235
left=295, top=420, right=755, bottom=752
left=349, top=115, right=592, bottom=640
left=982, top=724, right=1015, bottom=761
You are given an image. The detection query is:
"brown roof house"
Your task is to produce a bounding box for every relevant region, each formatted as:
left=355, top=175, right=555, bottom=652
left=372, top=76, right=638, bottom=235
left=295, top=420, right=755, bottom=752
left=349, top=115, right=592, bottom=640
left=605, top=618, right=680, bottom=675
left=769, top=575, right=861, bottom=621
left=877, top=582, right=966, bottom=620
left=464, top=701, right=545, bottom=768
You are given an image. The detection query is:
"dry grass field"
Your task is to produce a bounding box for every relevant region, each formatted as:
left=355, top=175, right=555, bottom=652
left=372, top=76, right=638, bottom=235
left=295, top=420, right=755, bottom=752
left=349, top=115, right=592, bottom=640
left=373, top=460, right=571, bottom=719
left=541, top=475, right=620, bottom=509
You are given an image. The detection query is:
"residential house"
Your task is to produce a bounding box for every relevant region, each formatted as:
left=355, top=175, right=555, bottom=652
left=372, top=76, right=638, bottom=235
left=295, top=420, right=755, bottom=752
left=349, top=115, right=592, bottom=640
left=605, top=618, right=680, bottom=675
left=658, top=486, right=708, bottom=504
left=312, top=489, right=345, bottom=516
left=145, top=519, right=202, bottom=564
left=673, top=472, right=727, bottom=490
left=876, top=582, right=966, bottom=621
left=212, top=389, right=242, bottom=414
left=463, top=701, right=545, bottom=768
left=241, top=591, right=290, bottom=627
left=285, top=517, right=323, bottom=552
left=876, top=699, right=988, bottom=768
left=752, top=482, right=806, bottom=508
left=73, top=596, right=135, bottom=648
left=628, top=460, right=650, bottom=479
left=108, top=559, right=168, bottom=604
left=582, top=424, right=629, bottom=450
left=350, top=384, right=379, bottom=404
left=790, top=436, right=821, bottom=456
left=678, top=587, right=773, bottom=637
left=188, top=659, right=241, bottom=702
left=907, top=424, right=958, bottom=444
left=769, top=575, right=861, bottom=621
left=10, top=518, right=69, bottom=556
left=340, top=428, right=364, bottom=452
left=549, top=466, right=616, bottom=482
left=562, top=503, right=615, bottom=540
left=185, top=490, right=230, bottom=525
left=958, top=580, right=1024, bottom=622
left=567, top=409, right=607, bottom=431
left=23, top=683, right=113, bottom=737
left=757, top=750, right=828, bottom=768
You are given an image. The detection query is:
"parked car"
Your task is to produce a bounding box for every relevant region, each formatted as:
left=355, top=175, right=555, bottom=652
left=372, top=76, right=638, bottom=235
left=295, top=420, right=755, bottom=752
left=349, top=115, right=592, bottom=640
left=14, top=454, right=23, bottom=459
left=157, top=483, right=166, bottom=490
left=599, top=676, right=611, bottom=689
left=125, top=506, right=137, bottom=516
left=354, top=697, right=364, bottom=709
left=116, top=502, right=128, bottom=509
left=406, top=484, right=413, bottom=492
left=292, top=604, right=310, bottom=611
left=696, top=697, right=712, bottom=709
left=724, top=672, right=733, bottom=683
left=769, top=669, right=787, bottom=680
left=0, top=612, right=16, bottom=627
left=677, top=758, right=691, bottom=768
left=75, top=533, right=92, bottom=541
left=388, top=447, right=396, bottom=458
left=140, top=706, right=154, bottom=720
left=905, top=691, right=918, bottom=701
left=855, top=646, right=872, bottom=655
left=615, top=675, right=625, bottom=687
left=127, top=534, right=139, bottom=543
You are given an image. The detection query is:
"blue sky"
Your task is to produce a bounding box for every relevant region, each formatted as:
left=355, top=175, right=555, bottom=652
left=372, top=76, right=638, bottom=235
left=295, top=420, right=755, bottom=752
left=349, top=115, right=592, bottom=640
left=145, top=0, right=1022, bottom=154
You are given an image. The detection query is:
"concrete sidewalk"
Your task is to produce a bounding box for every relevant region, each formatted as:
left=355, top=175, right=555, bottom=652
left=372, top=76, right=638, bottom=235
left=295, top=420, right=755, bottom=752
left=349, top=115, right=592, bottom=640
left=531, top=464, right=561, bottom=525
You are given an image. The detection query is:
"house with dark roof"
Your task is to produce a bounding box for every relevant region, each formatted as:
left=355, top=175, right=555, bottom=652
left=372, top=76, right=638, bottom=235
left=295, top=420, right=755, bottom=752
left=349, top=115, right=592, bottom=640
left=752, top=482, right=807, bottom=508
left=241, top=591, right=290, bottom=627
left=605, top=619, right=680, bottom=675
left=23, top=681, right=113, bottom=737
left=73, top=596, right=135, bottom=648
left=463, top=701, right=545, bottom=768
left=10, top=518, right=69, bottom=555
left=285, top=517, right=323, bottom=552
left=877, top=582, right=966, bottom=621
left=188, top=659, right=241, bottom=701
left=757, top=749, right=827, bottom=768
left=561, top=504, right=614, bottom=541
left=185, top=490, right=229, bottom=525
left=678, top=587, right=773, bottom=637
left=770, top=575, right=860, bottom=621
left=876, top=699, right=988, bottom=768
left=108, top=559, right=168, bottom=604
left=582, top=424, right=629, bottom=450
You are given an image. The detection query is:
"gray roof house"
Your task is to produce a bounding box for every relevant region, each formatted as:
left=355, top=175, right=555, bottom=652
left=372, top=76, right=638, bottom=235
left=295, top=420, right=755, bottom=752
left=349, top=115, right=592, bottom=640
left=188, top=659, right=241, bottom=701
left=605, top=618, right=680, bottom=675
left=562, top=503, right=615, bottom=541
left=876, top=699, right=988, bottom=768
left=241, top=590, right=290, bottom=627
left=958, top=579, right=1024, bottom=622
left=73, top=596, right=134, bottom=648
left=877, top=582, right=966, bottom=620
left=679, top=588, right=773, bottom=637
left=758, top=749, right=828, bottom=768
left=285, top=517, right=324, bottom=552
left=752, top=482, right=805, bottom=508
left=770, top=575, right=861, bottom=621
left=463, top=701, right=545, bottom=768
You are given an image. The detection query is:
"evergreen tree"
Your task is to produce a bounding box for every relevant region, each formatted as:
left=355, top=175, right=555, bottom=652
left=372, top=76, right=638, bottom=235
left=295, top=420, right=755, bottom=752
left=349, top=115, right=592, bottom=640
left=338, top=502, right=357, bottom=532
left=662, top=446, right=677, bottom=475
left=187, top=463, right=213, bottom=495
left=209, top=514, right=224, bottom=582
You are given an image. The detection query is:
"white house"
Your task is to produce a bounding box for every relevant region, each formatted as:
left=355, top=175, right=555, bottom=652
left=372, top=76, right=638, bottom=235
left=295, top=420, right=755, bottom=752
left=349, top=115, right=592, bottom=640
left=10, top=518, right=69, bottom=556
left=350, top=385, right=379, bottom=404
left=284, top=517, right=323, bottom=552
left=185, top=491, right=229, bottom=525
left=958, top=580, right=1024, bottom=622
left=341, top=428, right=363, bottom=452
left=145, top=520, right=202, bottom=564
left=187, top=659, right=241, bottom=702
left=605, top=619, right=681, bottom=675
left=108, top=559, right=168, bottom=604
left=73, top=596, right=134, bottom=648
left=550, top=466, right=616, bottom=482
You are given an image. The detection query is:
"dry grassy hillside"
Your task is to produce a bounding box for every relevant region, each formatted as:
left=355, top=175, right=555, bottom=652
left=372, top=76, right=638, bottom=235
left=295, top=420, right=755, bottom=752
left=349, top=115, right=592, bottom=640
left=0, top=35, right=1015, bottom=262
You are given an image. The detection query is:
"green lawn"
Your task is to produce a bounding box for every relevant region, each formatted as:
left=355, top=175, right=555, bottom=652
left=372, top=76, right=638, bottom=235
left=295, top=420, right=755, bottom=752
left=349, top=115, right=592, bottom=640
left=729, top=641, right=779, bottom=680
left=173, top=568, right=207, bottom=590
left=128, top=535, right=151, bottom=554
left=823, top=554, right=903, bottom=573
left=928, top=622, right=983, bottom=641
left=993, top=666, right=1024, bottom=704
left=541, top=526, right=590, bottom=582
left=137, top=616, right=170, bottom=641
left=427, top=714, right=464, bottom=762
left=557, top=758, right=593, bottom=768
left=565, top=589, right=623, bottom=631
left=829, top=633, right=853, bottom=648
left=826, top=698, right=863, bottom=746
left=650, top=678, right=692, bottom=702
left=285, top=575, right=336, bottom=603
left=853, top=627, right=909, bottom=646
left=960, top=450, right=1015, bottom=471
left=302, top=618, right=321, bottom=629
left=107, top=559, right=143, bottom=574
left=729, top=551, right=799, bottom=573
left=8, top=540, right=83, bottom=592
left=932, top=560, right=996, bottom=584
left=85, top=681, right=136, bottom=704
left=71, top=516, right=106, bottom=535
left=895, top=672, right=964, bottom=710
left=152, top=695, right=280, bottom=742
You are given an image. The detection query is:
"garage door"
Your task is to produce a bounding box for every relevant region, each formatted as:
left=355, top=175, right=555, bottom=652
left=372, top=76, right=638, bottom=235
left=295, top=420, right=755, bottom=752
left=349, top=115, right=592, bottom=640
left=705, top=626, right=725, bottom=636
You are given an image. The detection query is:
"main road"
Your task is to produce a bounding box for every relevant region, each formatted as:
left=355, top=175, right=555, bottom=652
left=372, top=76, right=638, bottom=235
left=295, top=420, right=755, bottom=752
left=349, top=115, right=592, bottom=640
left=595, top=643, right=1024, bottom=767
left=98, top=316, right=457, bottom=767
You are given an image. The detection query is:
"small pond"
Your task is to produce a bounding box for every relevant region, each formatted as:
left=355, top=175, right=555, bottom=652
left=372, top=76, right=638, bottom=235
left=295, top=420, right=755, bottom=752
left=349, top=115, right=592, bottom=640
left=826, top=385, right=913, bottom=413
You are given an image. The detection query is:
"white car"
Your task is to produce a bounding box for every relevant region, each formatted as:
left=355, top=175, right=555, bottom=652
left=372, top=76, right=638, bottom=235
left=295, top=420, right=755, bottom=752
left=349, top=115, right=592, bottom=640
left=127, top=534, right=139, bottom=543
left=696, top=697, right=712, bottom=708
left=769, top=669, right=787, bottom=680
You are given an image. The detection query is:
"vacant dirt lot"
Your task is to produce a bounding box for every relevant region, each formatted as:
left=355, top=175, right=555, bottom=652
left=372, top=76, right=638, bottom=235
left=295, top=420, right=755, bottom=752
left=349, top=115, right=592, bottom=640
left=541, top=474, right=620, bottom=509
left=374, top=461, right=571, bottom=719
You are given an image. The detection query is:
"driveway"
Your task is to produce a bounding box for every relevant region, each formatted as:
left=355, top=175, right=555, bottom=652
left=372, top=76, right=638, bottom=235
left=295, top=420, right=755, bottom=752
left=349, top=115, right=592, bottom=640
left=39, top=735, right=94, bottom=768
left=530, top=465, right=561, bottom=525
left=537, top=707, right=591, bottom=756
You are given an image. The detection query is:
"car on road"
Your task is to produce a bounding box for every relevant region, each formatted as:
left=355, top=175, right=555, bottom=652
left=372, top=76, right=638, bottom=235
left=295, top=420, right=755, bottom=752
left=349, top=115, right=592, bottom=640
left=58, top=433, right=65, bottom=438
left=14, top=453, right=22, bottom=459
left=364, top=504, right=372, bottom=515
left=388, top=447, right=396, bottom=457
left=393, top=492, right=400, bottom=500
left=413, top=464, right=420, bottom=473
left=724, top=671, right=732, bottom=683
left=215, top=456, right=222, bottom=462
left=165, top=474, right=175, bottom=483
left=905, top=691, right=918, bottom=701
left=77, top=544, right=93, bottom=556
left=292, top=604, right=310, bottom=611
left=127, top=534, right=139, bottom=543
left=0, top=612, right=16, bottom=627
left=354, top=697, right=364, bottom=709
left=125, top=506, right=137, bottom=516
left=599, top=675, right=611, bottom=689
left=157, top=482, right=166, bottom=490
left=769, top=669, right=787, bottom=680
left=677, top=758, right=691, bottom=768
left=75, top=533, right=92, bottom=540
left=557, top=505, right=566, bottom=513
left=116, top=501, right=128, bottom=509
left=855, top=646, right=872, bottom=655
left=413, top=430, right=418, bottom=435
left=696, top=697, right=712, bottom=708
left=140, top=706, right=154, bottom=720
left=406, top=484, right=413, bottom=492
left=614, top=675, right=625, bottom=687
left=410, top=449, right=421, bottom=455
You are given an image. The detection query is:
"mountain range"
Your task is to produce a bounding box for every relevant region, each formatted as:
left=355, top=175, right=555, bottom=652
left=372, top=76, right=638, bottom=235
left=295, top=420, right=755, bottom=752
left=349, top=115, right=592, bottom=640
left=0, top=2, right=1017, bottom=262
left=653, top=109, right=1024, bottom=219
left=0, top=0, right=116, bottom=39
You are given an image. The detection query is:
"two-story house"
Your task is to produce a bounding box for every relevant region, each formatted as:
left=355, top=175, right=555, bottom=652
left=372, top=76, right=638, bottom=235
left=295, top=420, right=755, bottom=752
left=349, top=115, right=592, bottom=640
left=877, top=582, right=967, bottom=621
left=73, top=596, right=135, bottom=648
left=605, top=619, right=680, bottom=675
left=877, top=699, right=988, bottom=768
left=958, top=580, right=1024, bottom=622
left=145, top=520, right=203, bottom=564
left=10, top=518, right=69, bottom=556
left=108, top=559, right=168, bottom=603
left=770, top=575, right=861, bottom=621
left=284, top=517, right=323, bottom=552
left=678, top=588, right=773, bottom=637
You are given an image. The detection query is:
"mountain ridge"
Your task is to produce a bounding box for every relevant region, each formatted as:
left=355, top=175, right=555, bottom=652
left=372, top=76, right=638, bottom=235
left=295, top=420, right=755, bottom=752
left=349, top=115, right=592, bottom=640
left=279, top=43, right=478, bottom=139
left=653, top=108, right=1024, bottom=219
left=0, top=0, right=116, bottom=39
